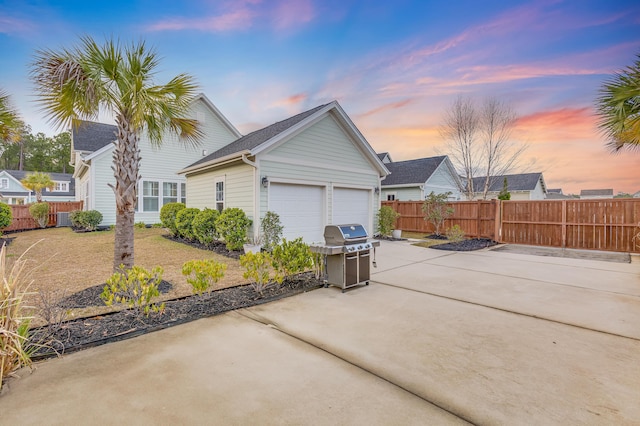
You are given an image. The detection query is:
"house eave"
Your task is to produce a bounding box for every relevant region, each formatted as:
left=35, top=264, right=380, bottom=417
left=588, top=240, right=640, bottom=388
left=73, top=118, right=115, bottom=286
left=178, top=150, right=251, bottom=175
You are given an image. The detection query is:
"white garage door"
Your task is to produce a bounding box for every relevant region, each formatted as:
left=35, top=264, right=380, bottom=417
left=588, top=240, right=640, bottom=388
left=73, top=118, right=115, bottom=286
left=269, top=183, right=324, bottom=243
left=333, top=188, right=371, bottom=233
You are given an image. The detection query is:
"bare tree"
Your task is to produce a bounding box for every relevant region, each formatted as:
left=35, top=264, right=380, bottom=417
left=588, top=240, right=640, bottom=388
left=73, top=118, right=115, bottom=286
left=441, top=96, right=526, bottom=200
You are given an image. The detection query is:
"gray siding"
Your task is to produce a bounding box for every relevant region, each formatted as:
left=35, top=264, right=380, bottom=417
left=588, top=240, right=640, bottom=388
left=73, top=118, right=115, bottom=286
left=381, top=187, right=422, bottom=201
left=424, top=162, right=462, bottom=200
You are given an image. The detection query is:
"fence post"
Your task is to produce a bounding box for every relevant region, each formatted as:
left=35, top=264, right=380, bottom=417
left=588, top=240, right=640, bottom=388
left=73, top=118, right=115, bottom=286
left=494, top=199, right=502, bottom=242
left=561, top=200, right=567, bottom=248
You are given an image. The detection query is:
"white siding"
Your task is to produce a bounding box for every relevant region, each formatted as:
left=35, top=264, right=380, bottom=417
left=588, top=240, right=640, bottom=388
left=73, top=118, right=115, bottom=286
left=381, top=187, right=422, bottom=201
left=424, top=162, right=463, bottom=200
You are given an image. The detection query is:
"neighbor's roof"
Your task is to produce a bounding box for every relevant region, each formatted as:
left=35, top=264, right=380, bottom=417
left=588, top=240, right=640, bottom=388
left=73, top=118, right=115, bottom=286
left=186, top=103, right=329, bottom=169
left=72, top=120, right=117, bottom=152
left=471, top=173, right=544, bottom=192
left=1, top=170, right=75, bottom=196
left=381, top=156, right=448, bottom=186
left=580, top=189, right=613, bottom=197
left=547, top=188, right=563, bottom=194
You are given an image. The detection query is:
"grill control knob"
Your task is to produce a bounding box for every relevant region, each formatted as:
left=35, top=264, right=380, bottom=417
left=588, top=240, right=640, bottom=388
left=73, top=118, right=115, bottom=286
left=358, top=245, right=363, bottom=250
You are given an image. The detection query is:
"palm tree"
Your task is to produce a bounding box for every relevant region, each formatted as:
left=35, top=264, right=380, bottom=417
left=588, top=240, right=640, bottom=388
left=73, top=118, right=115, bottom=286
left=31, top=37, right=202, bottom=270
left=0, top=89, right=21, bottom=142
left=596, top=53, right=640, bottom=152
left=21, top=171, right=54, bottom=202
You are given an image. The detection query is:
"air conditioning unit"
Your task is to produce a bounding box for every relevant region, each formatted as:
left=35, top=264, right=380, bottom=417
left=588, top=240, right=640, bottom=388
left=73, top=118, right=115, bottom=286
left=57, top=212, right=72, bottom=227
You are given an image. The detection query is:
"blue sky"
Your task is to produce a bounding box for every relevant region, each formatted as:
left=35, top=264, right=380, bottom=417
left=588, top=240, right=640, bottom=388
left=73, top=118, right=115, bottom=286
left=1, top=0, right=638, bottom=194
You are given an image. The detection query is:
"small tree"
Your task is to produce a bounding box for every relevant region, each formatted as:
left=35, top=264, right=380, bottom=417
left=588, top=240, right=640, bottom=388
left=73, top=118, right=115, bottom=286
left=28, top=202, right=49, bottom=228
left=422, top=191, right=454, bottom=236
left=21, top=172, right=54, bottom=202
left=261, top=211, right=283, bottom=252
left=498, top=177, right=511, bottom=200
left=377, top=206, right=400, bottom=237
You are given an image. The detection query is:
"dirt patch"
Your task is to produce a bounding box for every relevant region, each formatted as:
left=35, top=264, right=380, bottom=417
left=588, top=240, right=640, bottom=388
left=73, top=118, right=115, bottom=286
left=430, top=238, right=498, bottom=251
left=29, top=273, right=323, bottom=360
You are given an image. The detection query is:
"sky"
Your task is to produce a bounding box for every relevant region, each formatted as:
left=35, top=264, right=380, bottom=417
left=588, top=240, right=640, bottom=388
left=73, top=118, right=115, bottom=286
left=1, top=0, right=638, bottom=195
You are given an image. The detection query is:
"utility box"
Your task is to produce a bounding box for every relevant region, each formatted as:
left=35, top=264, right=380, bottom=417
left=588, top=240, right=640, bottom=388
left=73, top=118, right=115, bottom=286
left=56, top=212, right=72, bottom=227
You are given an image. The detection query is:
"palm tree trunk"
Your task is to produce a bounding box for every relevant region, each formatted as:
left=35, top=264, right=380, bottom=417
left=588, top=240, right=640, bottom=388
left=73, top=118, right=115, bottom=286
left=111, top=113, right=141, bottom=271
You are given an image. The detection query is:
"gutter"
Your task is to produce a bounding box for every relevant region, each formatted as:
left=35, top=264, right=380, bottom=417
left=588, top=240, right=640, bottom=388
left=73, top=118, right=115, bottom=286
left=178, top=150, right=251, bottom=175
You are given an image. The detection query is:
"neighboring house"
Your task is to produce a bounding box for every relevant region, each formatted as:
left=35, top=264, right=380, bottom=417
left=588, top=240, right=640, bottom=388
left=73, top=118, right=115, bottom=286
left=180, top=101, right=389, bottom=242
left=0, top=170, right=75, bottom=204
left=580, top=189, right=613, bottom=199
left=380, top=155, right=463, bottom=201
left=546, top=188, right=572, bottom=200
left=471, top=173, right=547, bottom=200
left=377, top=152, right=392, bottom=164
left=71, top=93, right=242, bottom=225
left=634, top=190, right=640, bottom=198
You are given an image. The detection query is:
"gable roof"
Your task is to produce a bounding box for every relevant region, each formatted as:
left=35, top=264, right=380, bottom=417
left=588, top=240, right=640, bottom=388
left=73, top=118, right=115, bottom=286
left=72, top=120, right=117, bottom=152
left=186, top=104, right=328, bottom=169
left=181, top=101, right=389, bottom=177
left=580, top=189, right=613, bottom=198
left=472, top=173, right=545, bottom=192
left=1, top=170, right=75, bottom=196
left=381, top=156, right=448, bottom=186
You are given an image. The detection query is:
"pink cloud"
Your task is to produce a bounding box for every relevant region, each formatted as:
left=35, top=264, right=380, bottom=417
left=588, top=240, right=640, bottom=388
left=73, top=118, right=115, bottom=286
left=0, top=14, right=37, bottom=35
left=355, top=99, right=413, bottom=120
left=271, top=0, right=314, bottom=30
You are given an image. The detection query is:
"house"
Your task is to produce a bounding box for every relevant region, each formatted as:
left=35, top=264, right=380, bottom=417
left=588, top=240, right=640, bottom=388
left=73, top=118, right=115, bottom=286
left=580, top=189, right=613, bottom=199
left=0, top=170, right=75, bottom=204
left=471, top=172, right=547, bottom=200
left=634, top=190, right=640, bottom=198
left=377, top=152, right=392, bottom=164
left=71, top=94, right=242, bottom=225
left=179, top=101, right=389, bottom=242
left=546, top=188, right=572, bottom=200
left=380, top=155, right=463, bottom=201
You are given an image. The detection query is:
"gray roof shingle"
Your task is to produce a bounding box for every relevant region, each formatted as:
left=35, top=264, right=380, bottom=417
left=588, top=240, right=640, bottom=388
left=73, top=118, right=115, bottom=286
left=186, top=103, right=329, bottom=169
left=580, top=189, right=613, bottom=197
left=72, top=120, right=117, bottom=152
left=4, top=170, right=75, bottom=196
left=471, top=173, right=543, bottom=192
left=381, top=156, right=447, bottom=186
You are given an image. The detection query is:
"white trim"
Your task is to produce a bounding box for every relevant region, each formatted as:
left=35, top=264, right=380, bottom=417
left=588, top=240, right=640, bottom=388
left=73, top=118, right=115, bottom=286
left=0, top=171, right=25, bottom=188
left=178, top=150, right=250, bottom=175
left=260, top=155, right=380, bottom=177
left=214, top=176, right=225, bottom=212
left=381, top=183, right=423, bottom=189
left=85, top=142, right=115, bottom=161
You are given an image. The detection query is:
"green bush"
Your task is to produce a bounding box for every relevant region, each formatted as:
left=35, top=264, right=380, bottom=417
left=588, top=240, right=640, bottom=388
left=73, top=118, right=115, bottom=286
left=216, top=208, right=252, bottom=251
left=69, top=210, right=103, bottom=231
left=240, top=251, right=274, bottom=295
left=100, top=265, right=165, bottom=317
left=175, top=207, right=200, bottom=240
left=192, top=208, right=220, bottom=246
left=182, top=259, right=226, bottom=296
left=0, top=203, right=13, bottom=232
left=446, top=225, right=465, bottom=243
left=377, top=206, right=400, bottom=237
left=422, top=191, right=454, bottom=236
left=29, top=202, right=49, bottom=228
left=271, top=238, right=313, bottom=283
left=134, top=222, right=147, bottom=229
left=261, top=211, right=283, bottom=252
left=160, top=202, right=185, bottom=236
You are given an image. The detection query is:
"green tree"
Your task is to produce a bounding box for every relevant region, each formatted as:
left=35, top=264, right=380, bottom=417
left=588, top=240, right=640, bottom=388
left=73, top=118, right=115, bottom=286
left=596, top=52, right=640, bottom=152
left=0, top=89, right=21, bottom=143
left=31, top=36, right=202, bottom=270
left=498, top=177, right=511, bottom=200
left=21, top=171, right=54, bottom=202
left=422, top=191, right=454, bottom=236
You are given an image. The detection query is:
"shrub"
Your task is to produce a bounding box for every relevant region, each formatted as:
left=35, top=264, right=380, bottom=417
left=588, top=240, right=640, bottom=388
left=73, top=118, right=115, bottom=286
left=29, top=202, right=49, bottom=228
left=216, top=208, right=252, bottom=251
left=261, top=211, right=283, bottom=252
left=498, top=177, right=511, bottom=200
left=69, top=210, right=103, bottom=231
left=134, top=222, right=147, bottom=229
left=240, top=251, right=274, bottom=295
left=0, top=243, right=34, bottom=385
left=100, top=265, right=165, bottom=317
left=377, top=206, right=400, bottom=237
left=175, top=208, right=200, bottom=240
left=160, top=202, right=185, bottom=236
left=445, top=225, right=465, bottom=243
left=271, top=238, right=313, bottom=283
left=192, top=208, right=220, bottom=246
left=0, top=203, right=12, bottom=232
left=422, top=191, right=454, bottom=236
left=182, top=259, right=226, bottom=296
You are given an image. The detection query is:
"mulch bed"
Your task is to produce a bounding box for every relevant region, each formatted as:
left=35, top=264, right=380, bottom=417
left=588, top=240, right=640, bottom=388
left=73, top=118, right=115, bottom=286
left=58, top=281, right=174, bottom=309
left=162, top=234, right=244, bottom=259
left=28, top=273, right=323, bottom=361
left=425, top=234, right=448, bottom=240
left=430, top=238, right=498, bottom=251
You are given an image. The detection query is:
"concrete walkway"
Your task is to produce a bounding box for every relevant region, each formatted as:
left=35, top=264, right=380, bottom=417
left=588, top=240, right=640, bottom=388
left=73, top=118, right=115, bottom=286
left=1, top=241, right=639, bottom=424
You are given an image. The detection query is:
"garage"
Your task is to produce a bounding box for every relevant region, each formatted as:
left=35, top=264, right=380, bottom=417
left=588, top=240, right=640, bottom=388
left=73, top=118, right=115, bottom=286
left=269, top=183, right=325, bottom=243
left=332, top=187, right=371, bottom=233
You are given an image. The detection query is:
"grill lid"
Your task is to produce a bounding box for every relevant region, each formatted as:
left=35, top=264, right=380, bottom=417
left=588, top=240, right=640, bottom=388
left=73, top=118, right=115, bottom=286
left=324, top=224, right=368, bottom=245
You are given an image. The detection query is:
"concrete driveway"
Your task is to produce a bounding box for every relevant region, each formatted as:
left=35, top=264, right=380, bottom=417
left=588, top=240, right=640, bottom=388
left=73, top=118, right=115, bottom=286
left=1, top=241, right=639, bottom=425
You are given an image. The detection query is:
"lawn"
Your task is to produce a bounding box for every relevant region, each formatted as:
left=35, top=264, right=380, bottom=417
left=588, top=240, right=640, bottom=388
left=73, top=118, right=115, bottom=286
left=5, top=227, right=247, bottom=319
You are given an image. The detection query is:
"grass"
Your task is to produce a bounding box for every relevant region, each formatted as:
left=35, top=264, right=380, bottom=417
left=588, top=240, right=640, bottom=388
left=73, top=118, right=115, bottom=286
left=5, top=227, right=246, bottom=319
left=399, top=230, right=451, bottom=248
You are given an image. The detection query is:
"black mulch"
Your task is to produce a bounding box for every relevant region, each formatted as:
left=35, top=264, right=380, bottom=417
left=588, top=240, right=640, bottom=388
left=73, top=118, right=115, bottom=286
left=28, top=273, right=323, bottom=360
left=162, top=234, right=244, bottom=259
left=0, top=236, right=14, bottom=247
left=58, top=281, right=174, bottom=309
left=425, top=234, right=448, bottom=240
left=430, top=238, right=498, bottom=251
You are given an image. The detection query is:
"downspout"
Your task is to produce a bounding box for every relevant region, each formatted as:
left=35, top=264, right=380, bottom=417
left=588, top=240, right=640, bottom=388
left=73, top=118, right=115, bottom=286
left=241, top=154, right=259, bottom=238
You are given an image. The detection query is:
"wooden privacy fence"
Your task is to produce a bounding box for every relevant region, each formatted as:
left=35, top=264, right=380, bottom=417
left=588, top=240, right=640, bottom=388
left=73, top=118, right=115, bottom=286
left=4, top=201, right=84, bottom=232
left=382, top=198, right=640, bottom=253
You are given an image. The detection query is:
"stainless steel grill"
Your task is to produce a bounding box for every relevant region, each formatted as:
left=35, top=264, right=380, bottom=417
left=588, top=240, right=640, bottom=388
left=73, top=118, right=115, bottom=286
left=310, top=224, right=379, bottom=292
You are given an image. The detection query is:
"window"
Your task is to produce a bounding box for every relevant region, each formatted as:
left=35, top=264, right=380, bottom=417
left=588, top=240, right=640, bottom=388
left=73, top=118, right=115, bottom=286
left=163, top=182, right=177, bottom=205
left=143, top=181, right=159, bottom=212
left=215, top=180, right=224, bottom=212
left=180, top=183, right=186, bottom=204
left=387, top=193, right=396, bottom=201
left=53, top=181, right=69, bottom=192
left=0, top=178, right=8, bottom=189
